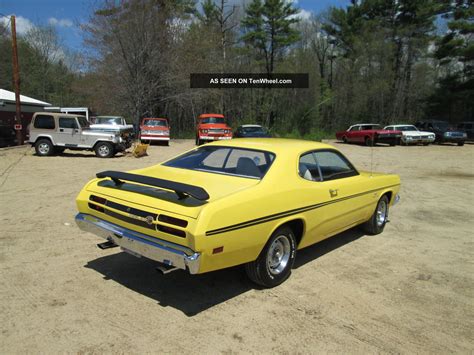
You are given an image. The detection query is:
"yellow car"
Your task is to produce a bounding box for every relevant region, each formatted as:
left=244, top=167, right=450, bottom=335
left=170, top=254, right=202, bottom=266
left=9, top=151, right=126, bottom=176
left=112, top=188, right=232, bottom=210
left=76, top=139, right=400, bottom=287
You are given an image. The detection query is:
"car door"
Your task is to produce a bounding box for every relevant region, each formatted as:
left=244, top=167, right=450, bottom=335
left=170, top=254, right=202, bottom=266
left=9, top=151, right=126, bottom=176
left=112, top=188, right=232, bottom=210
left=57, top=116, right=81, bottom=147
left=297, top=150, right=367, bottom=246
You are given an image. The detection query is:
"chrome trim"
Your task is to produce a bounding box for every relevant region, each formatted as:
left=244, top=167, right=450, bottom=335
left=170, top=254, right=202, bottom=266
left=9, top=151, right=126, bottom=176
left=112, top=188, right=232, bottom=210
left=75, top=213, right=200, bottom=274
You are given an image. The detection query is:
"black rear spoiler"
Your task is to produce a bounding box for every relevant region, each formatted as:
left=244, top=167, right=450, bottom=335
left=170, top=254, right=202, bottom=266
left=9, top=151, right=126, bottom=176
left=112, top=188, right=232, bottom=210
left=96, top=170, right=210, bottom=201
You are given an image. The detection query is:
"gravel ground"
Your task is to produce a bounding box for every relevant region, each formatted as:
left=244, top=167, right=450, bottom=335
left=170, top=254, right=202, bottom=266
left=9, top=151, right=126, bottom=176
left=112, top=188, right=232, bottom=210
left=0, top=140, right=473, bottom=353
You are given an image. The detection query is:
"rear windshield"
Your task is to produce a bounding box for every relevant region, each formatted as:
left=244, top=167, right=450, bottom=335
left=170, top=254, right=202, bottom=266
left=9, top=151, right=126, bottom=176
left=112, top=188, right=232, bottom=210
left=163, top=146, right=276, bottom=179
left=200, top=117, right=225, bottom=124
left=144, top=119, right=168, bottom=127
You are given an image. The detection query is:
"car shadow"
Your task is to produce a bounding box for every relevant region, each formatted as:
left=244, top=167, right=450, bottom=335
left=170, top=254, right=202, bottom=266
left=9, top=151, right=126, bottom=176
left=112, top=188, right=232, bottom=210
left=85, top=227, right=366, bottom=316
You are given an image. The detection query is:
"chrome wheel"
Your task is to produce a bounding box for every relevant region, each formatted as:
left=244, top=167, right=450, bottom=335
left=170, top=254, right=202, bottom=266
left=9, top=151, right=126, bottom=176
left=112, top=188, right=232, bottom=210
left=38, top=142, right=50, bottom=155
left=266, top=235, right=291, bottom=275
left=98, top=145, right=110, bottom=156
left=376, top=199, right=387, bottom=227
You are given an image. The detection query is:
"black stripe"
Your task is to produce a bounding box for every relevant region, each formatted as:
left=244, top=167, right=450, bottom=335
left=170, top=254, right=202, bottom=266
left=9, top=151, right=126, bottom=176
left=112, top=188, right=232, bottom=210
left=205, top=184, right=399, bottom=236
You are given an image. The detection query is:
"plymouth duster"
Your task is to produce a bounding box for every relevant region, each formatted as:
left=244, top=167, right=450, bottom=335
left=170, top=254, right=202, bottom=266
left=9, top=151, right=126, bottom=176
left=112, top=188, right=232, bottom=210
left=75, top=139, right=400, bottom=287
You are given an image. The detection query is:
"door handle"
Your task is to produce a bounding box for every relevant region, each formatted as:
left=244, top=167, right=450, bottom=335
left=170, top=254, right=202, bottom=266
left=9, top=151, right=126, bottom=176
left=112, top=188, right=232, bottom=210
left=329, top=189, right=338, bottom=197
left=59, top=128, right=64, bottom=132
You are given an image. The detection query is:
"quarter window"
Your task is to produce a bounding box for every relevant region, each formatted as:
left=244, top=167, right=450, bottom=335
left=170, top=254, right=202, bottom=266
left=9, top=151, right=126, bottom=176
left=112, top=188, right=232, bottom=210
left=33, top=115, right=55, bottom=129
left=298, top=153, right=321, bottom=181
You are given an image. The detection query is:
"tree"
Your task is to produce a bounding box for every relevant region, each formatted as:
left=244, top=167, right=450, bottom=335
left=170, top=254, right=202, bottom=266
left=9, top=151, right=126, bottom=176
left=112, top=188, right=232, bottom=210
left=241, top=0, right=300, bottom=75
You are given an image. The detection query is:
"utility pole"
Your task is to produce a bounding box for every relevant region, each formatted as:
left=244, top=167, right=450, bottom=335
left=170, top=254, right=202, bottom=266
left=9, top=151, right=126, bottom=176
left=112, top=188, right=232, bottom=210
left=11, top=15, right=23, bottom=145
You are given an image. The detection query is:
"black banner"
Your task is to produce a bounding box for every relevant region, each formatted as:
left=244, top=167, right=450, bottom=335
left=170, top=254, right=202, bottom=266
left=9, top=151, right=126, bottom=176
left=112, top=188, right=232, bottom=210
left=190, top=73, right=309, bottom=88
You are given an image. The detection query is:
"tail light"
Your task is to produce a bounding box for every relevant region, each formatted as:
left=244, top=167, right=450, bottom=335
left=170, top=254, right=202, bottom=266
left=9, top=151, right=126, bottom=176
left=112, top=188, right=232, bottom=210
left=158, top=214, right=188, bottom=227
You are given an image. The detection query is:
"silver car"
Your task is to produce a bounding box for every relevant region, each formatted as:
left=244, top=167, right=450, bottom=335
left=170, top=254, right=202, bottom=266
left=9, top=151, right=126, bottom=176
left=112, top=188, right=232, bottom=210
left=28, top=112, right=132, bottom=158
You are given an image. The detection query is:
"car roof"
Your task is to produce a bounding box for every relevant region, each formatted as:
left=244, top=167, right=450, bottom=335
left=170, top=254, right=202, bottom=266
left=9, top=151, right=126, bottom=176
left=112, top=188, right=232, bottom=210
left=142, top=117, right=167, bottom=120
left=96, top=115, right=123, bottom=118
left=208, top=138, right=335, bottom=154
left=240, top=124, right=262, bottom=128
left=198, top=113, right=224, bottom=119
left=388, top=124, right=416, bottom=127
left=35, top=112, right=84, bottom=118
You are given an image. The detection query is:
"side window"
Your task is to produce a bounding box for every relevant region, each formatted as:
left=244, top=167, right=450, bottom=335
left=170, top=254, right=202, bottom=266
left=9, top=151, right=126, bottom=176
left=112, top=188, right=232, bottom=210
left=348, top=126, right=358, bottom=131
left=33, top=115, right=55, bottom=129
left=313, top=151, right=358, bottom=181
left=386, top=126, right=393, bottom=131
left=299, top=153, right=321, bottom=181
left=59, top=117, right=78, bottom=129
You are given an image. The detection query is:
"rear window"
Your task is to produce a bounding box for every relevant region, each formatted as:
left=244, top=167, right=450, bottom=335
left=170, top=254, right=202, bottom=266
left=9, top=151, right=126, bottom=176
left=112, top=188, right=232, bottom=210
left=163, top=146, right=275, bottom=179
left=34, top=115, right=55, bottom=129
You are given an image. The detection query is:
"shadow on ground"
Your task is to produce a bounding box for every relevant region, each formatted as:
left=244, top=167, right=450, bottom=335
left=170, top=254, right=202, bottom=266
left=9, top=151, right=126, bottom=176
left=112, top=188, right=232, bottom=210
left=85, top=227, right=366, bottom=316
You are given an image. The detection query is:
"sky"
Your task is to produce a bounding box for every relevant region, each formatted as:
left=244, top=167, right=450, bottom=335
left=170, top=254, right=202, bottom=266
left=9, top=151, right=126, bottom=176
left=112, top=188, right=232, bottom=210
left=0, top=0, right=350, bottom=51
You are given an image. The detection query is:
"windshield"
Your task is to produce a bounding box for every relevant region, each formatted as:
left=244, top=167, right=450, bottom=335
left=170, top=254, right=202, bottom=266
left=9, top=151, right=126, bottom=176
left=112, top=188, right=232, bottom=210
left=432, top=122, right=449, bottom=130
left=163, top=146, right=275, bottom=179
left=77, top=116, right=89, bottom=128
left=397, top=125, right=418, bottom=131
left=200, top=117, right=225, bottom=124
left=144, top=119, right=168, bottom=127
left=361, top=124, right=383, bottom=130
left=243, top=126, right=267, bottom=133
left=95, top=117, right=122, bottom=125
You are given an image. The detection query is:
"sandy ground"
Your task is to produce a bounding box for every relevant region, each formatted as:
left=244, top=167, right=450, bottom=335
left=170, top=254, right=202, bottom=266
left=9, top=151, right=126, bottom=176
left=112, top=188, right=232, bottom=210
left=0, top=139, right=473, bottom=354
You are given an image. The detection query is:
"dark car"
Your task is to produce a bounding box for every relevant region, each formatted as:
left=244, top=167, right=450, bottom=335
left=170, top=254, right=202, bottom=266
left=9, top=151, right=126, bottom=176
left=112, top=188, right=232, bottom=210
left=457, top=122, right=473, bottom=142
left=234, top=124, right=271, bottom=138
left=415, top=120, right=466, bottom=146
left=0, top=126, right=18, bottom=148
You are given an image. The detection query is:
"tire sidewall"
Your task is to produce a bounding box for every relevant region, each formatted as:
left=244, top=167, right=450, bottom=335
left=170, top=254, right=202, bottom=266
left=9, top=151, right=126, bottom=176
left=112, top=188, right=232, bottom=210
left=35, top=139, right=53, bottom=156
left=373, top=195, right=389, bottom=234
left=95, top=142, right=114, bottom=158
left=257, top=226, right=296, bottom=287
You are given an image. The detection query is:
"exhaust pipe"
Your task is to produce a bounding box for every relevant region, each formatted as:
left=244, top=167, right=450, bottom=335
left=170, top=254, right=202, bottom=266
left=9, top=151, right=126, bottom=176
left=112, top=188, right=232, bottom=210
left=156, top=263, right=179, bottom=274
left=97, top=239, right=118, bottom=250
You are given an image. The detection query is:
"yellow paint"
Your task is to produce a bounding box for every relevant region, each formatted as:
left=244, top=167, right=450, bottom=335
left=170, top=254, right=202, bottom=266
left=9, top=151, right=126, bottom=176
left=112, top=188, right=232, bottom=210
left=76, top=139, right=400, bottom=273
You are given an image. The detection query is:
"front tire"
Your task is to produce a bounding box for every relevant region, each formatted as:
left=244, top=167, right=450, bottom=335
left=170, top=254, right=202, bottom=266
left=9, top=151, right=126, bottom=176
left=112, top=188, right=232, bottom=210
left=362, top=195, right=389, bottom=235
left=95, top=142, right=114, bottom=158
left=458, top=141, right=465, bottom=146
left=35, top=139, right=54, bottom=156
left=245, top=226, right=296, bottom=288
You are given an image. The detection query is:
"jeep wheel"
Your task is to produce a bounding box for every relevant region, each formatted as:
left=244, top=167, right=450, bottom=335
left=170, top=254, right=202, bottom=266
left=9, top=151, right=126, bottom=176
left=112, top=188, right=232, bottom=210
left=245, top=225, right=296, bottom=288
left=95, top=142, right=114, bottom=158
left=35, top=139, right=54, bottom=156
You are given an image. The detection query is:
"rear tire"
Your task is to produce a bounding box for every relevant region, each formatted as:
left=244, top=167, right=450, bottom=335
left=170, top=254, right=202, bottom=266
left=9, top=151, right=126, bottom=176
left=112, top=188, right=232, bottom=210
left=95, top=142, right=114, bottom=158
left=362, top=195, right=389, bottom=235
left=458, top=141, right=465, bottom=146
left=365, top=137, right=374, bottom=147
left=35, top=139, right=54, bottom=156
left=245, top=225, right=296, bottom=288
left=342, top=136, right=347, bottom=143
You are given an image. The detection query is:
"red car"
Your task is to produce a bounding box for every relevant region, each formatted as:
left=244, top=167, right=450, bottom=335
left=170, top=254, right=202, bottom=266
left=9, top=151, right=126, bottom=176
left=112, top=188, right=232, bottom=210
left=196, top=113, right=232, bottom=145
left=140, top=118, right=170, bottom=145
left=336, top=123, right=401, bottom=146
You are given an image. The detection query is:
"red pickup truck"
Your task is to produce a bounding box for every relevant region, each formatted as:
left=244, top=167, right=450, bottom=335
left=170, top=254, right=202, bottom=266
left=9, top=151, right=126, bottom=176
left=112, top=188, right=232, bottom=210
left=196, top=114, right=232, bottom=145
left=140, top=118, right=170, bottom=145
left=336, top=123, right=401, bottom=146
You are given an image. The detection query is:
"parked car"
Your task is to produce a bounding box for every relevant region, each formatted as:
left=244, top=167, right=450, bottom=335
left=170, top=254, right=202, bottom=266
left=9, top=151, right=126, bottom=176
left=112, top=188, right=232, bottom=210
left=415, top=120, right=466, bottom=146
left=384, top=124, right=435, bottom=145
left=234, top=124, right=271, bottom=138
left=28, top=112, right=132, bottom=158
left=139, top=118, right=170, bottom=145
left=457, top=122, right=473, bottom=142
left=336, top=124, right=401, bottom=146
left=0, top=126, right=18, bottom=148
left=196, top=113, right=232, bottom=145
left=75, top=138, right=400, bottom=287
left=90, top=115, right=134, bottom=144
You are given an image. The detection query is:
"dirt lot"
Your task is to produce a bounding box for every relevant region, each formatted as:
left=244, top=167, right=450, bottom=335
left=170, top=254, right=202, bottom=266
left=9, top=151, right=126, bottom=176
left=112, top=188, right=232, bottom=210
left=0, top=140, right=473, bottom=353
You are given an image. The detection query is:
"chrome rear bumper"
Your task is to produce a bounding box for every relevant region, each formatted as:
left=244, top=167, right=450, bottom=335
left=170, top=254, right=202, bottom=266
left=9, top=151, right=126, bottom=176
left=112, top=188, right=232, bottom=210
left=75, top=213, right=200, bottom=274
